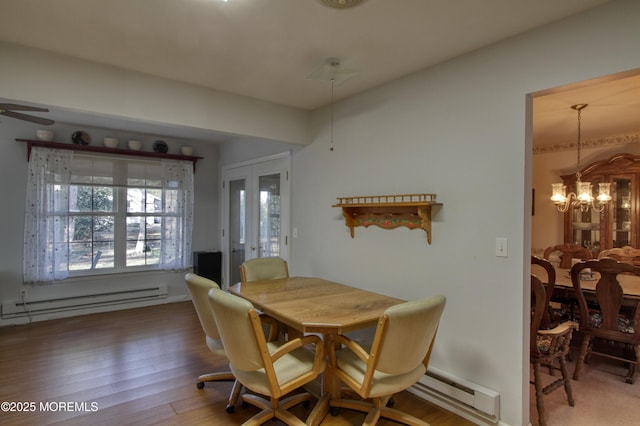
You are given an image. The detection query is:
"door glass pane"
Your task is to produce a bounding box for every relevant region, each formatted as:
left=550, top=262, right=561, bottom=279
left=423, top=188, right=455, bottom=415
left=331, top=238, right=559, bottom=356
left=571, top=178, right=601, bottom=253
left=612, top=178, right=632, bottom=248
left=572, top=207, right=600, bottom=252
left=229, top=179, right=246, bottom=285
left=258, top=173, right=281, bottom=257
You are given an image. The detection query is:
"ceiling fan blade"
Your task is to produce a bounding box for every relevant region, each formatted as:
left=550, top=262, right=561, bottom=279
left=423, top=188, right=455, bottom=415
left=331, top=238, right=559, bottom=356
left=0, top=103, right=50, bottom=112
left=0, top=110, right=55, bottom=126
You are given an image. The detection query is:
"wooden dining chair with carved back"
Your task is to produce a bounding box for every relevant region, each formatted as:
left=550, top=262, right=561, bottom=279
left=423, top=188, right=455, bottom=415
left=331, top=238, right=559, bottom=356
left=571, top=257, right=640, bottom=384
left=530, top=274, right=577, bottom=426
left=543, top=243, right=593, bottom=269
left=597, top=246, right=640, bottom=267
left=531, top=256, right=557, bottom=329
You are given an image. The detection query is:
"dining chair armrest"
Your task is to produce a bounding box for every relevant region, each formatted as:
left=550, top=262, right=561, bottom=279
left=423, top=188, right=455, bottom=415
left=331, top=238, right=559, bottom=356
left=328, top=334, right=371, bottom=366
left=269, top=334, right=326, bottom=383
left=269, top=334, right=323, bottom=362
left=538, top=320, right=579, bottom=336
left=257, top=313, right=280, bottom=341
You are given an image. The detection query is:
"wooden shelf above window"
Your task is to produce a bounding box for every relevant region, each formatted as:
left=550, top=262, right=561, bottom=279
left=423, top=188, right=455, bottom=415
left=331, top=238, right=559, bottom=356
left=333, top=193, right=442, bottom=244
left=16, top=139, right=204, bottom=170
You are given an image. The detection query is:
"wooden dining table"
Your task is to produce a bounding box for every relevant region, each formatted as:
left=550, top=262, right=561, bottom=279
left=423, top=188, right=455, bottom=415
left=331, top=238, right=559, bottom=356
left=549, top=267, right=640, bottom=298
left=229, top=276, right=404, bottom=335
left=532, top=263, right=640, bottom=321
left=228, top=275, right=404, bottom=423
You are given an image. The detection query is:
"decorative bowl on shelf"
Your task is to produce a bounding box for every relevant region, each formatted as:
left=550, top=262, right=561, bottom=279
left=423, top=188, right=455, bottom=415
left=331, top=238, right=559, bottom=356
left=103, top=137, right=119, bottom=148
left=153, top=140, right=168, bottom=153
left=71, top=131, right=91, bottom=145
left=128, top=140, right=142, bottom=151
left=36, top=129, right=54, bottom=141
left=180, top=146, right=193, bottom=156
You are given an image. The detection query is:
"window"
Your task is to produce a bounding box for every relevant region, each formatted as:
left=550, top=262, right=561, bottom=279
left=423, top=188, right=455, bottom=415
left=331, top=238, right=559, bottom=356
left=23, top=147, right=193, bottom=282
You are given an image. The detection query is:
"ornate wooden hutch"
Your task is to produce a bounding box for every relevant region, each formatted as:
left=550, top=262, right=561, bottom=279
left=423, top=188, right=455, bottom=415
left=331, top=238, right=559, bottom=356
left=560, top=153, right=640, bottom=253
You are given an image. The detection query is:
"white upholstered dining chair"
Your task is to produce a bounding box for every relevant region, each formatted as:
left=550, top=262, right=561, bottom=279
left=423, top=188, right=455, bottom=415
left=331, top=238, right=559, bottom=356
left=184, top=273, right=242, bottom=413
left=239, top=256, right=290, bottom=339
left=327, top=295, right=446, bottom=426
left=208, top=287, right=327, bottom=426
left=240, top=256, right=289, bottom=282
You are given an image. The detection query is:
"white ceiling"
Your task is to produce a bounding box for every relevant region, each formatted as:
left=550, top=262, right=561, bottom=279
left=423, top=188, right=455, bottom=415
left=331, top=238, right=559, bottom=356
left=1, top=0, right=638, bottom=146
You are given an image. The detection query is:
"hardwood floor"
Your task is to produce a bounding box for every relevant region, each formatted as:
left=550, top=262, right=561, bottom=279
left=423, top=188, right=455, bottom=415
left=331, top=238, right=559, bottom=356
left=0, top=301, right=472, bottom=425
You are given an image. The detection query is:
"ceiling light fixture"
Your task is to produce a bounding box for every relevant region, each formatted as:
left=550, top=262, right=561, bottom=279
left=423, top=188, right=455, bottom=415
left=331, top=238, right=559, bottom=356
left=318, top=0, right=366, bottom=9
left=551, top=103, right=611, bottom=212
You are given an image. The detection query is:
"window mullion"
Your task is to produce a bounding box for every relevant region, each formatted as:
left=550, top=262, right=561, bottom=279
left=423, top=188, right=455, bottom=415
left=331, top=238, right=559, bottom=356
left=114, top=186, right=128, bottom=271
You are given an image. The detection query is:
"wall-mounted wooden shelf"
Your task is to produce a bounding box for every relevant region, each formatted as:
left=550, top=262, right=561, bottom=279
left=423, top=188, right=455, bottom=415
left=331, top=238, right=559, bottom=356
left=16, top=139, right=204, bottom=170
left=333, top=193, right=442, bottom=244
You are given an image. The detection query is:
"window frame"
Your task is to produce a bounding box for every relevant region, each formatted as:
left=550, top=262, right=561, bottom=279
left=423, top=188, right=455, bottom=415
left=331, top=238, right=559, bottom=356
left=23, top=147, right=194, bottom=283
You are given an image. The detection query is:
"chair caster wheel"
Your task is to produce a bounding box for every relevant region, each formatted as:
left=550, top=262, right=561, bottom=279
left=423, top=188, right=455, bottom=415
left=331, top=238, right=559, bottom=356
left=387, top=397, right=395, bottom=407
left=226, top=404, right=235, bottom=414
left=196, top=382, right=205, bottom=390
left=330, top=407, right=341, bottom=416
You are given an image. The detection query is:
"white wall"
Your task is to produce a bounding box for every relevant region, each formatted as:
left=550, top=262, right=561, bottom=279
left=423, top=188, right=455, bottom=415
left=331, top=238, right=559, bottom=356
left=286, top=2, right=640, bottom=425
left=0, top=1, right=639, bottom=425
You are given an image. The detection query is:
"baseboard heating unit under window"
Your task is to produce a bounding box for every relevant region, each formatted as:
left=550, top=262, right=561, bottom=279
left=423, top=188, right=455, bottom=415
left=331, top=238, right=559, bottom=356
left=409, top=367, right=500, bottom=425
left=1, top=285, right=168, bottom=319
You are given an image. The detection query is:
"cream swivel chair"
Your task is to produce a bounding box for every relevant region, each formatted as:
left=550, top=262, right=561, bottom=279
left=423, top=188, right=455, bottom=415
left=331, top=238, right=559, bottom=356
left=327, top=295, right=446, bottom=426
left=208, top=287, right=327, bottom=426
left=184, top=273, right=241, bottom=412
left=240, top=257, right=289, bottom=282
left=240, top=256, right=289, bottom=339
left=185, top=273, right=278, bottom=413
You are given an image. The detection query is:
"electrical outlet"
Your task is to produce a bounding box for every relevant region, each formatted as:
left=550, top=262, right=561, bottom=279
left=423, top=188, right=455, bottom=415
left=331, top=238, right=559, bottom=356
left=20, top=289, right=28, bottom=299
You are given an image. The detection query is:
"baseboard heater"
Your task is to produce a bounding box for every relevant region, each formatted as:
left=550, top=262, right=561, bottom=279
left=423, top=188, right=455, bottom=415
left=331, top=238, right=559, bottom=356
left=409, top=367, right=500, bottom=425
left=2, top=285, right=168, bottom=318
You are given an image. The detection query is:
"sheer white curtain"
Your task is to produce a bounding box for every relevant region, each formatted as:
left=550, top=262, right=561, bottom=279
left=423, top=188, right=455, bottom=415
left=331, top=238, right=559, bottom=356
left=23, top=147, right=72, bottom=282
left=23, top=148, right=194, bottom=283
left=160, top=159, right=194, bottom=270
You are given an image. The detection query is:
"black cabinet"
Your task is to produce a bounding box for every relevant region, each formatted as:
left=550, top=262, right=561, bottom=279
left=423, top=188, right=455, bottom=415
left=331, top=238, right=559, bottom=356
left=193, top=251, right=222, bottom=285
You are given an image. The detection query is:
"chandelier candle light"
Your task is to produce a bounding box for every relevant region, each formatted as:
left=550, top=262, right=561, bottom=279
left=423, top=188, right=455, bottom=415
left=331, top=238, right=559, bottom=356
left=551, top=104, right=612, bottom=212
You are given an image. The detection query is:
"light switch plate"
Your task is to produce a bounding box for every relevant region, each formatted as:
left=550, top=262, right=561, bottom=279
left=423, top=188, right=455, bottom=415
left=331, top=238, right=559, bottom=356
left=496, top=238, right=508, bottom=257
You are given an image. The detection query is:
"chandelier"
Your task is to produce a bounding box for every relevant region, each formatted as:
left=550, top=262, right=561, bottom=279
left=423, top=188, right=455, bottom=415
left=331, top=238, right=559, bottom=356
left=550, top=103, right=611, bottom=212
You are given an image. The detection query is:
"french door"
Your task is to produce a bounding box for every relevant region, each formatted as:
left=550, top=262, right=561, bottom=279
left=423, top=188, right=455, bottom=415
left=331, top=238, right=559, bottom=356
left=221, top=154, right=290, bottom=288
